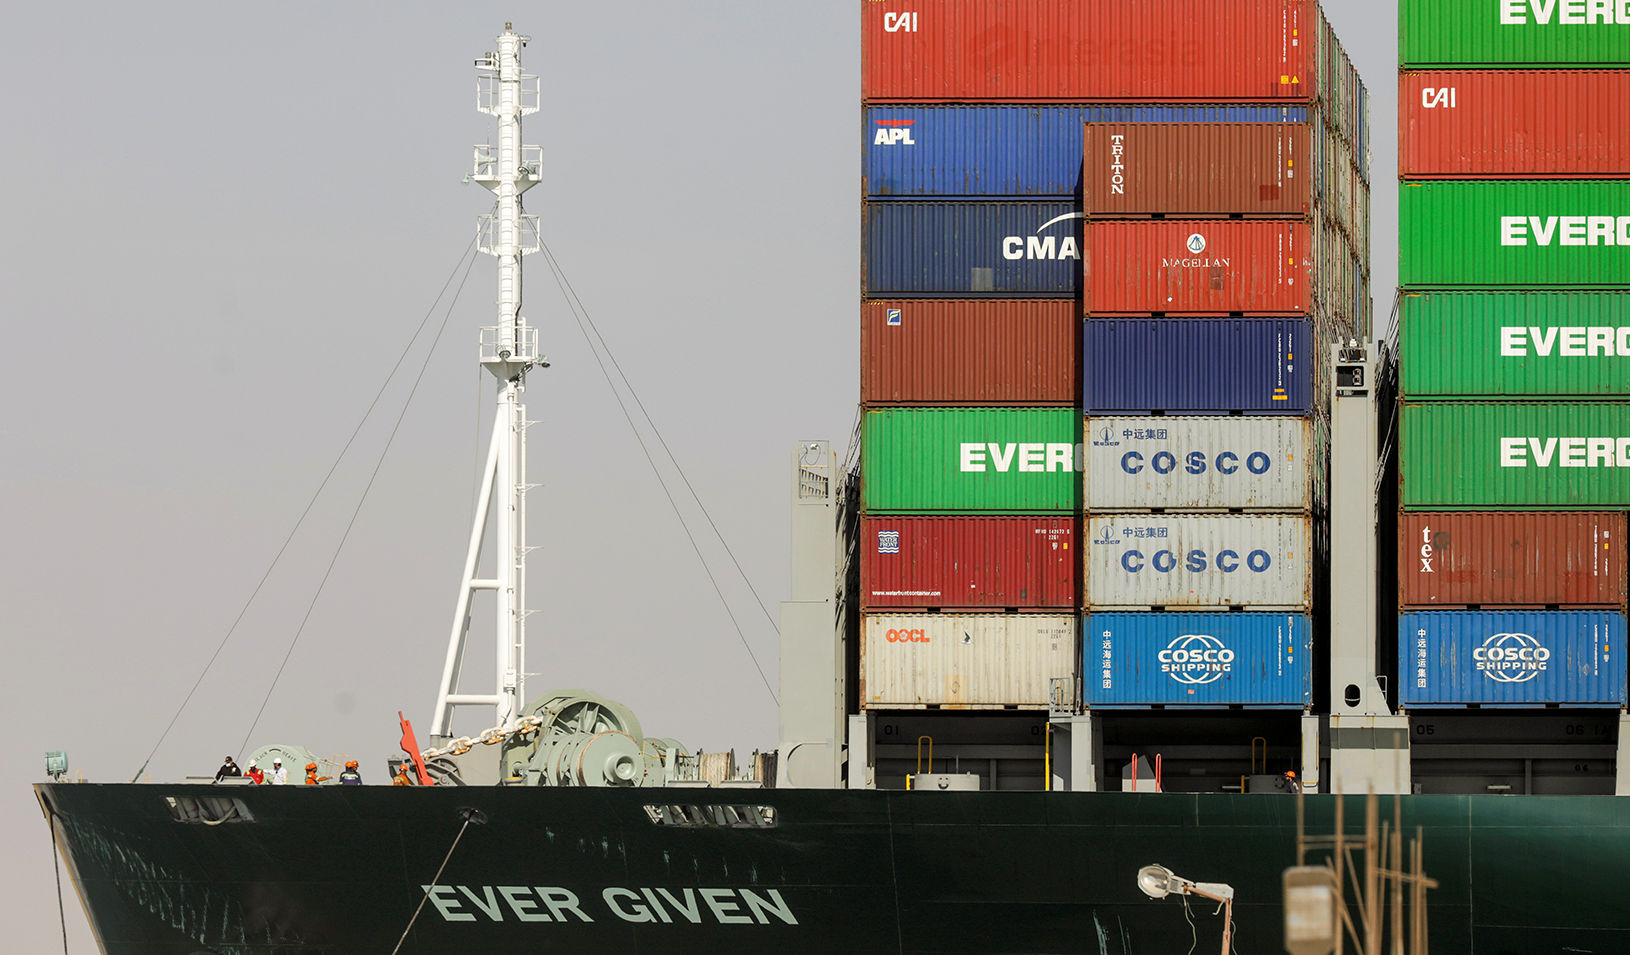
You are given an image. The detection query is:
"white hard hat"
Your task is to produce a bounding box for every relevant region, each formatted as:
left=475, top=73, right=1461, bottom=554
left=273, top=758, right=282, bottom=764
left=247, top=760, right=256, bottom=767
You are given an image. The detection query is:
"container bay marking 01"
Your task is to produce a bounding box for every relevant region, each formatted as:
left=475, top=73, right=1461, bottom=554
left=1084, top=515, right=1313, bottom=609
left=1085, top=416, right=1315, bottom=511
left=1084, top=612, right=1311, bottom=708
left=1400, top=611, right=1627, bottom=707
left=860, top=613, right=1076, bottom=709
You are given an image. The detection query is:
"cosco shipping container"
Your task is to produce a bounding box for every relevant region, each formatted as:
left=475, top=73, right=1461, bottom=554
left=1399, top=512, right=1625, bottom=609
left=1084, top=515, right=1312, bottom=610
left=1400, top=611, right=1627, bottom=707
left=862, top=408, right=1080, bottom=513
left=860, top=614, right=1076, bottom=709
left=1083, top=318, right=1316, bottom=416
left=861, top=300, right=1075, bottom=405
left=859, top=516, right=1075, bottom=611
left=1084, top=417, right=1315, bottom=512
left=864, top=201, right=1080, bottom=296
left=1399, top=0, right=1630, bottom=67
left=1083, top=612, right=1311, bottom=708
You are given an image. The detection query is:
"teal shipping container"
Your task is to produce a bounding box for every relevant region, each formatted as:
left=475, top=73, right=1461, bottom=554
left=862, top=408, right=1081, bottom=513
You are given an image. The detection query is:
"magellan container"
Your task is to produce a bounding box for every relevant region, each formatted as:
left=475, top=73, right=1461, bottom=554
left=861, top=300, right=1076, bottom=405
left=1399, top=0, right=1630, bottom=67
left=1084, top=123, right=1314, bottom=217
left=1399, top=512, right=1625, bottom=608
left=860, top=613, right=1076, bottom=709
left=1084, top=515, right=1312, bottom=609
left=1085, top=219, right=1312, bottom=314
left=862, top=407, right=1081, bottom=513
left=1083, top=318, right=1316, bottom=416
left=1083, top=612, right=1311, bottom=708
left=1085, top=417, right=1315, bottom=512
left=1398, top=291, right=1630, bottom=398
left=859, top=516, right=1076, bottom=611
left=1399, top=401, right=1630, bottom=509
left=1399, top=611, right=1627, bottom=707
left=865, top=201, right=1080, bottom=296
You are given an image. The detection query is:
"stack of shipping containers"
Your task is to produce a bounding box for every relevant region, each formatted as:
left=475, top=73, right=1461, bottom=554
left=1396, top=0, right=1629, bottom=793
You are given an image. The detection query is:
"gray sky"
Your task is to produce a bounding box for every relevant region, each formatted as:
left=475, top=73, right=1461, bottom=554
left=0, top=4, right=1396, bottom=949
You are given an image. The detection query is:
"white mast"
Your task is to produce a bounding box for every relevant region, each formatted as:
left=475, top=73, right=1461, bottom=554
left=430, top=23, right=545, bottom=742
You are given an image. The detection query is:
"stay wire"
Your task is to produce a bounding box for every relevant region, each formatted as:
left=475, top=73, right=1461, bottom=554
left=128, top=236, right=478, bottom=783
left=49, top=811, right=68, bottom=955
left=389, top=816, right=473, bottom=955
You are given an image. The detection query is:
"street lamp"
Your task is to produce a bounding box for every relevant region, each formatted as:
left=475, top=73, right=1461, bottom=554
left=1136, top=864, right=1235, bottom=955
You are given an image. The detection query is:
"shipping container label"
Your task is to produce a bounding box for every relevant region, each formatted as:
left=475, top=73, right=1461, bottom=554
left=863, top=408, right=1082, bottom=512
left=1085, top=416, right=1312, bottom=510
left=1400, top=611, right=1627, bottom=706
left=1400, top=292, right=1630, bottom=397
left=1402, top=403, right=1630, bottom=508
left=1084, top=515, right=1311, bottom=607
left=1400, top=182, right=1630, bottom=287
left=1084, top=612, right=1310, bottom=707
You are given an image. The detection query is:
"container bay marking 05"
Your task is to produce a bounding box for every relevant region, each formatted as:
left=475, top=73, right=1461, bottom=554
left=859, top=516, right=1075, bottom=611
left=1084, top=612, right=1311, bottom=708
left=861, top=407, right=1081, bottom=514
left=1399, top=611, right=1627, bottom=707
left=1084, top=416, right=1315, bottom=512
left=861, top=300, right=1076, bottom=405
left=1084, top=515, right=1313, bottom=609
left=859, top=613, right=1076, bottom=709
left=1399, top=0, right=1630, bottom=68
left=1398, top=511, right=1625, bottom=609
left=865, top=201, right=1081, bottom=296
left=1083, top=318, right=1316, bottom=416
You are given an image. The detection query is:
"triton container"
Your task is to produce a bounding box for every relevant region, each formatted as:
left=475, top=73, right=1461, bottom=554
left=1398, top=0, right=1630, bottom=67
left=1085, top=123, right=1327, bottom=218
left=861, top=407, right=1081, bottom=514
left=1398, top=512, right=1625, bottom=609
left=859, top=516, right=1075, bottom=611
left=1083, top=612, right=1312, bottom=708
left=861, top=300, right=1076, bottom=405
left=1083, top=318, right=1316, bottom=416
left=859, top=613, right=1076, bottom=709
left=1399, top=611, right=1627, bottom=707
left=1084, top=416, right=1316, bottom=512
left=1083, top=515, right=1313, bottom=610
left=865, top=201, right=1080, bottom=296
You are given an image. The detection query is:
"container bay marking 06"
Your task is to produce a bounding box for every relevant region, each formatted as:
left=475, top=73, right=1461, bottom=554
left=1084, top=515, right=1313, bottom=609
left=862, top=407, right=1081, bottom=513
left=1399, top=611, right=1627, bottom=707
left=1084, top=416, right=1315, bottom=512
left=859, top=613, right=1076, bottom=709
left=1083, top=318, right=1316, bottom=416
left=1398, top=511, right=1625, bottom=609
left=1084, top=612, right=1311, bottom=708
left=859, top=516, right=1075, bottom=611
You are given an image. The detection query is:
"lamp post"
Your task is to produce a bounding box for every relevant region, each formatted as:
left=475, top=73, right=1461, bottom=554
left=1137, top=864, right=1235, bottom=955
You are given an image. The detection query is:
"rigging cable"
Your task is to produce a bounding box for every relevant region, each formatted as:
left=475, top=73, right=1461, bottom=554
left=48, top=810, right=69, bottom=955
left=388, top=808, right=486, bottom=955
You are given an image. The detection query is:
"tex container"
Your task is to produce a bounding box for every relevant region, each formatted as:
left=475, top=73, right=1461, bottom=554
left=1084, top=612, right=1311, bottom=708
left=1400, top=611, right=1627, bottom=707
left=1399, top=0, right=1630, bottom=67
left=862, top=407, right=1081, bottom=513
left=1085, top=417, right=1314, bottom=511
left=1083, top=318, right=1315, bottom=416
left=865, top=201, right=1080, bottom=297
left=1398, top=181, right=1630, bottom=288
left=1399, top=401, right=1630, bottom=509
left=1399, top=71, right=1630, bottom=178
left=1399, top=512, right=1625, bottom=608
left=860, top=613, right=1076, bottom=709
left=1083, top=515, right=1313, bottom=610
left=1398, top=291, right=1630, bottom=398
left=861, top=300, right=1076, bottom=405
left=859, top=516, right=1076, bottom=611
left=1084, top=123, right=1313, bottom=217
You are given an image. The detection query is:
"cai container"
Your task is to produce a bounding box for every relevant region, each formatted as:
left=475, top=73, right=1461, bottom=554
left=1399, top=611, right=1627, bottom=707
left=1084, top=416, right=1314, bottom=511
left=1084, top=123, right=1314, bottom=217
left=860, top=613, right=1076, bottom=708
left=859, top=516, right=1076, bottom=611
left=861, top=407, right=1081, bottom=513
left=861, top=300, right=1076, bottom=405
left=1083, top=514, right=1312, bottom=610
left=865, top=201, right=1080, bottom=296
left=1083, top=318, right=1314, bottom=416
left=1083, top=612, right=1311, bottom=708
left=1399, top=0, right=1630, bottom=67
left=1399, top=512, right=1625, bottom=608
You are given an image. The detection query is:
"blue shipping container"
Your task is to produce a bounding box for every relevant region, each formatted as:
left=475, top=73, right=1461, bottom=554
left=1083, top=318, right=1313, bottom=415
left=1084, top=612, right=1311, bottom=708
left=1400, top=611, right=1627, bottom=707
left=865, top=201, right=1080, bottom=297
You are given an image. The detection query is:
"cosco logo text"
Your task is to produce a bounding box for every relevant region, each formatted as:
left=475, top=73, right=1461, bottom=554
left=885, top=628, right=930, bottom=643
left=1119, top=549, right=1274, bottom=573
left=1120, top=451, right=1273, bottom=475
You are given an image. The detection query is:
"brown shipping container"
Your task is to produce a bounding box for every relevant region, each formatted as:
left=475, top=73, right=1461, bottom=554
left=1085, top=123, right=1312, bottom=217
left=861, top=300, right=1076, bottom=405
left=860, top=516, right=1075, bottom=611
left=1399, top=512, right=1626, bottom=609
left=1400, top=71, right=1630, bottom=178
left=1086, top=220, right=1313, bottom=315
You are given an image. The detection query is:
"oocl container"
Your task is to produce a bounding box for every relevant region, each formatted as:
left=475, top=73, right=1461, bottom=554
left=1083, top=318, right=1315, bottom=416
left=859, top=516, right=1076, bottom=611
left=1084, top=123, right=1314, bottom=217
left=865, top=201, right=1080, bottom=296
left=1085, top=219, right=1311, bottom=314
left=1085, top=417, right=1315, bottom=512
left=862, top=407, right=1081, bottom=513
left=1399, top=0, right=1630, bottom=67
left=1084, top=612, right=1311, bottom=708
left=861, top=300, right=1076, bottom=405
left=1400, top=611, right=1627, bottom=707
left=1084, top=515, right=1312, bottom=609
left=1399, top=512, right=1625, bottom=608
left=860, top=613, right=1076, bottom=708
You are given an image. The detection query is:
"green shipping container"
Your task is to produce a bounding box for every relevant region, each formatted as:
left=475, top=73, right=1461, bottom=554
left=1400, top=401, right=1630, bottom=509
left=1400, top=181, right=1630, bottom=288
left=1400, top=291, right=1630, bottom=398
left=1400, top=0, right=1630, bottom=66
left=862, top=408, right=1080, bottom=513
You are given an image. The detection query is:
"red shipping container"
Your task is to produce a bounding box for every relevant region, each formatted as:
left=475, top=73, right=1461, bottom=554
left=1085, top=123, right=1312, bottom=217
left=1399, top=512, right=1626, bottom=609
left=1400, top=71, right=1630, bottom=179
left=862, top=300, right=1077, bottom=405
left=1085, top=220, right=1310, bottom=314
left=860, top=516, right=1076, bottom=610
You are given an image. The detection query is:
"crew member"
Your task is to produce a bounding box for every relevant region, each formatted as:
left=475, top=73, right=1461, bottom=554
left=1283, top=770, right=1301, bottom=794
left=304, top=762, right=329, bottom=785
left=269, top=758, right=289, bottom=785
left=338, top=760, right=362, bottom=785
left=244, top=760, right=265, bottom=785
left=214, top=756, right=242, bottom=781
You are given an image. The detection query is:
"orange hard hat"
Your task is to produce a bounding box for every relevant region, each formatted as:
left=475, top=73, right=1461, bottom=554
left=1286, top=770, right=1297, bottom=778
left=305, top=763, right=318, bottom=771
left=345, top=760, right=358, bottom=768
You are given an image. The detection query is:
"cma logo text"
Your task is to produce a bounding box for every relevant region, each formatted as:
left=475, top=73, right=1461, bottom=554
left=882, top=11, right=918, bottom=31
left=1473, top=633, right=1549, bottom=683
left=960, top=442, right=1084, bottom=472
left=1499, top=436, right=1630, bottom=467
left=1500, top=216, right=1630, bottom=246
left=1500, top=326, right=1630, bottom=356
left=873, top=120, right=915, bottom=146
left=1001, top=212, right=1083, bottom=260
left=1500, top=0, right=1630, bottom=24
left=1158, top=634, right=1235, bottom=685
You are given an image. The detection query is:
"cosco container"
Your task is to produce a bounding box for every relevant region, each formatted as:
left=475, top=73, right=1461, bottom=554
left=1084, top=515, right=1312, bottom=609
left=859, top=516, right=1076, bottom=611
left=861, top=300, right=1076, bottom=405
left=1399, top=0, right=1630, bottom=67
left=1084, top=123, right=1314, bottom=217
left=1085, top=417, right=1315, bottom=512
left=1083, top=612, right=1311, bottom=708
left=865, top=201, right=1080, bottom=296
left=1399, top=181, right=1630, bottom=288
left=862, top=408, right=1080, bottom=513
left=1399, top=611, right=1627, bottom=707
left=1399, top=512, right=1625, bottom=608
left=1399, top=402, right=1630, bottom=509
left=1083, top=318, right=1315, bottom=416
left=1398, top=291, right=1630, bottom=398
left=860, top=613, right=1076, bottom=709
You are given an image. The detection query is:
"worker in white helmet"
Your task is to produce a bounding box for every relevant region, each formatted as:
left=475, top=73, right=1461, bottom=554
left=269, top=758, right=290, bottom=786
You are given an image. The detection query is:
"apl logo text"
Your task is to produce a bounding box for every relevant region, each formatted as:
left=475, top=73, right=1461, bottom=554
left=1159, top=634, right=1234, bottom=685
left=873, top=119, right=915, bottom=146
left=1473, top=632, right=1549, bottom=683
left=1001, top=212, right=1083, bottom=261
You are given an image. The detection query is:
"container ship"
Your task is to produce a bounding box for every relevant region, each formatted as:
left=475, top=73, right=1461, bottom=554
left=36, top=5, right=1630, bottom=954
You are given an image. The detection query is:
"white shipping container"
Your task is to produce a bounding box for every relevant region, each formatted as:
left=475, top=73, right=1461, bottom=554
left=860, top=614, right=1076, bottom=709
left=1085, top=515, right=1312, bottom=609
left=1085, top=416, right=1312, bottom=511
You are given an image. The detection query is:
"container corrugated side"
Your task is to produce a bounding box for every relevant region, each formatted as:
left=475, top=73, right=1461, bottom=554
left=1083, top=318, right=1316, bottom=416
left=865, top=201, right=1080, bottom=297
left=1399, top=0, right=1630, bottom=67
left=1085, top=219, right=1312, bottom=314
left=1084, top=123, right=1313, bottom=217
left=1399, top=512, right=1625, bottom=608
left=862, top=408, right=1081, bottom=513
left=1400, top=611, right=1627, bottom=707
left=1084, top=612, right=1311, bottom=707
left=1084, top=515, right=1312, bottom=609
left=1084, top=417, right=1314, bottom=512
left=860, top=613, right=1076, bottom=708
left=1399, top=402, right=1630, bottom=509
left=859, top=516, right=1076, bottom=611
left=861, top=300, right=1076, bottom=405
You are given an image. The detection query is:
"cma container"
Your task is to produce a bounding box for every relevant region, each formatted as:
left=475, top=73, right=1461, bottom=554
left=1398, top=291, right=1630, bottom=398
left=1399, top=611, right=1627, bottom=707
left=1399, top=71, right=1630, bottom=178
left=865, top=201, right=1079, bottom=297
left=1084, top=417, right=1315, bottom=512
left=1083, top=612, right=1311, bottom=708
left=1084, top=515, right=1313, bottom=610
left=860, top=613, right=1076, bottom=709
left=1398, top=181, right=1630, bottom=288
left=862, top=407, right=1080, bottom=513
left=1084, top=123, right=1313, bottom=217
left=1399, top=512, right=1625, bottom=608
left=1399, top=0, right=1630, bottom=67
left=861, top=300, right=1075, bottom=405
left=859, top=516, right=1076, bottom=611
left=1083, top=318, right=1316, bottom=416
left=1399, top=401, right=1630, bottom=509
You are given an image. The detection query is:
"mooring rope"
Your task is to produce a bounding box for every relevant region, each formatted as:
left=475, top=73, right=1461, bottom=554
left=388, top=808, right=486, bottom=955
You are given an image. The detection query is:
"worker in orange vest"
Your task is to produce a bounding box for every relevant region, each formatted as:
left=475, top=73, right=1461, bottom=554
left=244, top=760, right=266, bottom=785
left=304, top=762, right=329, bottom=785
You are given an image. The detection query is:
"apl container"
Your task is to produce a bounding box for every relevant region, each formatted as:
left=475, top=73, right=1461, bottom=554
left=1084, top=123, right=1314, bottom=217
left=1083, top=318, right=1315, bottom=416
left=1084, top=515, right=1312, bottom=609
left=1084, top=417, right=1314, bottom=512
left=1399, top=0, right=1630, bottom=67
left=862, top=408, right=1081, bottom=513
left=861, top=300, right=1076, bottom=405
left=1399, top=512, right=1625, bottom=608
left=859, top=516, right=1076, bottom=611
left=1084, top=612, right=1311, bottom=708
left=865, top=201, right=1080, bottom=296
left=860, top=613, right=1076, bottom=708
left=1399, top=611, right=1627, bottom=707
